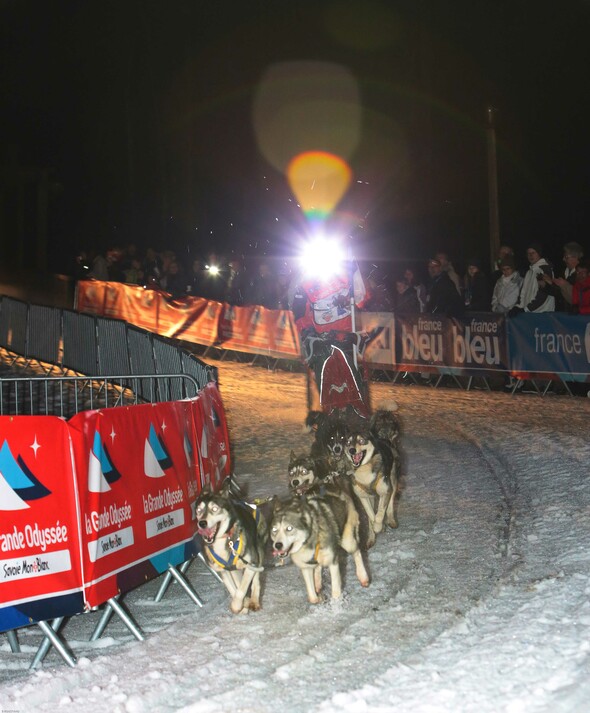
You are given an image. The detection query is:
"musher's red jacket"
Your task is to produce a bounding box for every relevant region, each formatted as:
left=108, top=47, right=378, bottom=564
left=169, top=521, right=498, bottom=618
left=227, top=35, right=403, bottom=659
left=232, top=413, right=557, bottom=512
left=294, top=273, right=352, bottom=334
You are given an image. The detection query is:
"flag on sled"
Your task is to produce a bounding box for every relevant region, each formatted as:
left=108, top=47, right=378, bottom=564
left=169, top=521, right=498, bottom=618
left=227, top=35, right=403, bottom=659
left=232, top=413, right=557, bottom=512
left=295, top=262, right=368, bottom=335
left=320, top=345, right=369, bottom=418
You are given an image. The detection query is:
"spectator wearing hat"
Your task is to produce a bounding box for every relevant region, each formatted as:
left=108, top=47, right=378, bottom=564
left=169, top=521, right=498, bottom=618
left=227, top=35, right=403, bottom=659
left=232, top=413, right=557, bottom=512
left=463, top=257, right=492, bottom=311
left=491, top=255, right=523, bottom=313
left=509, top=243, right=555, bottom=315
left=491, top=244, right=516, bottom=283
left=542, top=241, right=584, bottom=312
left=426, top=257, right=464, bottom=316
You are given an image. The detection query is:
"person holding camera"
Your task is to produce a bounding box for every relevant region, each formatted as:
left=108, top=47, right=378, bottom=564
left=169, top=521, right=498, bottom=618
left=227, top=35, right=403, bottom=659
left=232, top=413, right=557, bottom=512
left=508, top=243, right=555, bottom=315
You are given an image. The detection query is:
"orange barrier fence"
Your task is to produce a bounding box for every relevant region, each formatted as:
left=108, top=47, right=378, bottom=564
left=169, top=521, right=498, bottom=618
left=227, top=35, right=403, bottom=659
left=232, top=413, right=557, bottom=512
left=76, top=281, right=301, bottom=359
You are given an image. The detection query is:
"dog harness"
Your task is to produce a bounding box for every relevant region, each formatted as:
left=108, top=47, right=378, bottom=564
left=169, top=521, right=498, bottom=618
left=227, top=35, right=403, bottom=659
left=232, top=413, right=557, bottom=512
left=305, top=541, right=322, bottom=565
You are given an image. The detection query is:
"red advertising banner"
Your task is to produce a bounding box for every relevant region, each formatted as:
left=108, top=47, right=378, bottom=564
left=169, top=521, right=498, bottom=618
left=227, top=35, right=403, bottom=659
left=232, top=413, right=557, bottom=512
left=266, top=309, right=301, bottom=359
left=218, top=304, right=256, bottom=353
left=160, top=298, right=222, bottom=347
left=75, top=280, right=107, bottom=315
left=0, top=382, right=231, bottom=629
left=76, top=281, right=299, bottom=357
left=114, top=284, right=160, bottom=332
left=218, top=304, right=300, bottom=358
left=68, top=401, right=196, bottom=607
left=0, top=417, right=85, bottom=632
left=192, top=383, right=231, bottom=492
left=66, top=383, right=230, bottom=608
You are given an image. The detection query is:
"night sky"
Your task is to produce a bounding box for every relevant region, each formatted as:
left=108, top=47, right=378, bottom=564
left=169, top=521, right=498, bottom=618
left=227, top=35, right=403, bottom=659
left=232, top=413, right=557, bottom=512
left=1, top=0, right=589, bottom=274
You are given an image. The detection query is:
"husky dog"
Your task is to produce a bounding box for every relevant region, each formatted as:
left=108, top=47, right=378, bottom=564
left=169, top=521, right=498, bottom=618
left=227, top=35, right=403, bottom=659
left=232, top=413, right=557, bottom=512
left=345, top=416, right=399, bottom=548
left=369, top=407, right=401, bottom=445
left=195, top=479, right=268, bottom=614
left=305, top=410, right=352, bottom=481
left=288, top=451, right=327, bottom=495
left=270, top=491, right=369, bottom=603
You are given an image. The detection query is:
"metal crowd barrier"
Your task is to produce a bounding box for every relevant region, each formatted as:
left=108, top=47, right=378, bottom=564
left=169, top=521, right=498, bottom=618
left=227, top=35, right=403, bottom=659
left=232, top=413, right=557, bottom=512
left=0, top=295, right=217, bottom=390
left=0, top=373, right=200, bottom=417
left=0, top=294, right=224, bottom=668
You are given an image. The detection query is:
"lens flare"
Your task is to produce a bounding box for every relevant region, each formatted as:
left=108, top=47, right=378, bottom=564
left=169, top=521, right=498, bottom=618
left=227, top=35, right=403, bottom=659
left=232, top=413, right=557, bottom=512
left=299, top=235, right=346, bottom=279
left=287, top=151, right=352, bottom=221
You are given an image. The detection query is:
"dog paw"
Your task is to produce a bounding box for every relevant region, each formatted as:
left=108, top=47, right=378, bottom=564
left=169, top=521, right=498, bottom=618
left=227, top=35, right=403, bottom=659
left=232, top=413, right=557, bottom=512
left=230, top=598, right=246, bottom=614
left=359, top=577, right=370, bottom=588
left=248, top=601, right=261, bottom=611
left=387, top=518, right=398, bottom=528
left=374, top=521, right=384, bottom=534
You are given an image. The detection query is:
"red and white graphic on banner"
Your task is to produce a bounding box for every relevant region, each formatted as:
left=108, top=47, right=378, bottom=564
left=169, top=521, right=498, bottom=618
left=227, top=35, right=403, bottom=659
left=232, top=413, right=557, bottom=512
left=0, top=417, right=84, bottom=610
left=68, top=400, right=200, bottom=607
left=191, top=384, right=231, bottom=492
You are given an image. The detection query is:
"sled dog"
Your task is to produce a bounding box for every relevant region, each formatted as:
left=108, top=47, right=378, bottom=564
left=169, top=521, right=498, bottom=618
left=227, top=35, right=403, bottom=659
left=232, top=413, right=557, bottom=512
left=369, top=407, right=401, bottom=446
left=270, top=491, right=369, bottom=603
left=288, top=451, right=327, bottom=495
left=345, top=416, right=399, bottom=547
left=196, top=479, right=268, bottom=614
left=305, top=410, right=352, bottom=481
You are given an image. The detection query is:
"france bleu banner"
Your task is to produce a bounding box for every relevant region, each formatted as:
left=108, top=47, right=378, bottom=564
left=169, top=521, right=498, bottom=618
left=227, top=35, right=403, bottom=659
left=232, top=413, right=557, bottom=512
left=395, top=313, right=508, bottom=373
left=507, top=313, right=590, bottom=378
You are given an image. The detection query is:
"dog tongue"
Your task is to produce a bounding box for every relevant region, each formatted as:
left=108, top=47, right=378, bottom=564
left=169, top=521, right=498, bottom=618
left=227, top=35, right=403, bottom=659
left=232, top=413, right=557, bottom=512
left=198, top=525, right=216, bottom=540
left=353, top=452, right=363, bottom=466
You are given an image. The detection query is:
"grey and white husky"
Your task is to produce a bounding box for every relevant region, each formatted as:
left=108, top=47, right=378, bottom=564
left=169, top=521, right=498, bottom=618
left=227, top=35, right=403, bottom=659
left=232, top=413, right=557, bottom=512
left=196, top=479, right=268, bottom=614
left=345, top=411, right=400, bottom=547
left=287, top=450, right=344, bottom=495
left=270, top=491, right=369, bottom=603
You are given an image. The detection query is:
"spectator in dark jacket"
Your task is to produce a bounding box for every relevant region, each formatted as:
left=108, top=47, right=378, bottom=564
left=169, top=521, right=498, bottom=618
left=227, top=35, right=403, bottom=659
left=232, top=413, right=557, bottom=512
left=464, top=257, right=492, bottom=311
left=225, top=258, right=248, bottom=306
left=248, top=262, right=278, bottom=308
left=162, top=260, right=187, bottom=299
left=394, top=276, right=420, bottom=314
left=426, top=258, right=464, bottom=316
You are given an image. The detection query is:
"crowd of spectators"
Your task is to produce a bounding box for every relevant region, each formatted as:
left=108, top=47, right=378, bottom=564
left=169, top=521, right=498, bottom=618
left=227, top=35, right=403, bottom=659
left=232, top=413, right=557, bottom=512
left=75, top=244, right=296, bottom=309
left=403, top=242, right=589, bottom=317
left=75, top=239, right=589, bottom=317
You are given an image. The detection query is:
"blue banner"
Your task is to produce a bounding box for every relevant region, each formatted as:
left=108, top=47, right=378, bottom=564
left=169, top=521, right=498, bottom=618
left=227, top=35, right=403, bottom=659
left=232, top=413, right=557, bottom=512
left=507, top=313, right=590, bottom=379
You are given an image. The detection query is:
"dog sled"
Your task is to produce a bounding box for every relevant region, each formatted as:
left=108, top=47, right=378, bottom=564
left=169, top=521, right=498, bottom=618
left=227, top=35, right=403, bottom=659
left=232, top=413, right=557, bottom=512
left=300, top=329, right=371, bottom=418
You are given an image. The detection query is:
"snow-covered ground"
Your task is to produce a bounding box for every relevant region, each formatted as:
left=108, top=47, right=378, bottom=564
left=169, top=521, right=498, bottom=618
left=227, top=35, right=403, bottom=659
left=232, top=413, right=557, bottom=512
left=1, top=360, right=590, bottom=713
